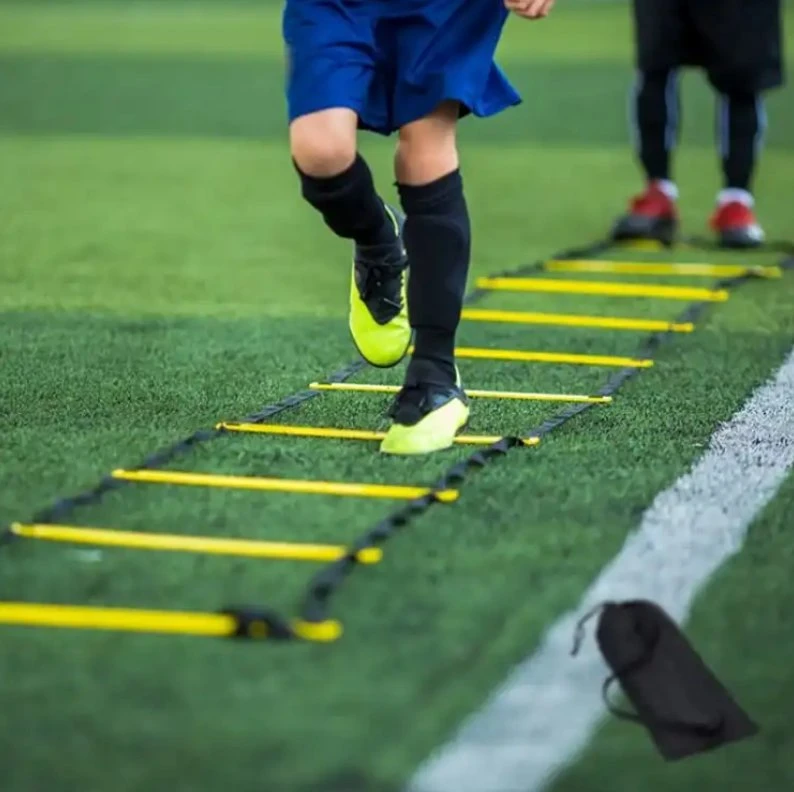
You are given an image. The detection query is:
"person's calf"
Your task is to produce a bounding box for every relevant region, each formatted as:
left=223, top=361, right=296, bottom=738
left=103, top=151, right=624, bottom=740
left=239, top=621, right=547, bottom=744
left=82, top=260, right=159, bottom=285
left=395, top=104, right=468, bottom=385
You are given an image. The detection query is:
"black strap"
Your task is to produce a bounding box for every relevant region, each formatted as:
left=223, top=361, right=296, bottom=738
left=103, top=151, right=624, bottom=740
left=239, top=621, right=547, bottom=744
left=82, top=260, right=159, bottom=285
left=570, top=602, right=610, bottom=657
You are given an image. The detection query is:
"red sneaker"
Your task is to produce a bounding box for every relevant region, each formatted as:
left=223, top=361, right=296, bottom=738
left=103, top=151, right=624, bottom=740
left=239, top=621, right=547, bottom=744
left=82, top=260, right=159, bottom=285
left=710, top=201, right=765, bottom=249
left=612, top=181, right=678, bottom=246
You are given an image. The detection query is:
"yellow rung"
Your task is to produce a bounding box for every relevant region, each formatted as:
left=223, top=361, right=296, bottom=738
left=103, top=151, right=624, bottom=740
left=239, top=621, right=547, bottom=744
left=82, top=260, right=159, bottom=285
left=218, top=422, right=539, bottom=447
left=453, top=347, right=653, bottom=368
left=475, top=276, right=729, bottom=302
left=0, top=602, right=341, bottom=642
left=461, top=307, right=693, bottom=333
left=221, top=422, right=384, bottom=441
left=112, top=468, right=459, bottom=502
left=544, top=259, right=782, bottom=279
left=309, top=381, right=612, bottom=404
left=10, top=522, right=382, bottom=564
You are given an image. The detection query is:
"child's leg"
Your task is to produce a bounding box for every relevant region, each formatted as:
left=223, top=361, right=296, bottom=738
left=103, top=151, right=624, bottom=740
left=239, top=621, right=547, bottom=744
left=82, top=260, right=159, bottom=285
left=395, top=100, right=468, bottom=386
left=374, top=0, right=518, bottom=454
left=290, top=109, right=411, bottom=366
left=290, top=108, right=394, bottom=247
left=378, top=101, right=471, bottom=456
left=283, top=0, right=411, bottom=367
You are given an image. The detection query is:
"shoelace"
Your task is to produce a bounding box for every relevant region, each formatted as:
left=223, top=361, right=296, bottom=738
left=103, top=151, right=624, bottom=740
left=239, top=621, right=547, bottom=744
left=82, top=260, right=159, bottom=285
left=360, top=265, right=402, bottom=310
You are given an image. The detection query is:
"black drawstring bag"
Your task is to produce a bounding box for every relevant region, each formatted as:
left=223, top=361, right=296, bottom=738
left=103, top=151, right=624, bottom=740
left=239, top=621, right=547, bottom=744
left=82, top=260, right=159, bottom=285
left=572, top=599, right=759, bottom=760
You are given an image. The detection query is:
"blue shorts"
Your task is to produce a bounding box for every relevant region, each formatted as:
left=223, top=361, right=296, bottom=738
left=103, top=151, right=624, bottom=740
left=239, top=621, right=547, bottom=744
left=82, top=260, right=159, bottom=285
left=283, top=0, right=521, bottom=135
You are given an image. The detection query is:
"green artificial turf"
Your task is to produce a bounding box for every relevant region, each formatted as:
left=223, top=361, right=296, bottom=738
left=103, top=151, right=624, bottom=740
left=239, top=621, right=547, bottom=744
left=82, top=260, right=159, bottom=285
left=1, top=2, right=793, bottom=791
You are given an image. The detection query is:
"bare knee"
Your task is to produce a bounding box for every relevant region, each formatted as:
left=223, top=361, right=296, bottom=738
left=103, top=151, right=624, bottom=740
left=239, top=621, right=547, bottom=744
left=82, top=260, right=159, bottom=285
left=290, top=109, right=358, bottom=177
left=395, top=101, right=460, bottom=185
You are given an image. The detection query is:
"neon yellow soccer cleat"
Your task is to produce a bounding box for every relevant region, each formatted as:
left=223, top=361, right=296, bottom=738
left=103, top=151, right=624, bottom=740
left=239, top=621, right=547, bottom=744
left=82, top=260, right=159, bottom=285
left=349, top=204, right=411, bottom=368
left=380, top=362, right=470, bottom=456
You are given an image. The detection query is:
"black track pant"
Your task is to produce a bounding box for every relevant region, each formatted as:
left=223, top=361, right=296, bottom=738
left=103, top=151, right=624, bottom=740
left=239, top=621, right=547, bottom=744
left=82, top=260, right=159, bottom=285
left=631, top=70, right=767, bottom=191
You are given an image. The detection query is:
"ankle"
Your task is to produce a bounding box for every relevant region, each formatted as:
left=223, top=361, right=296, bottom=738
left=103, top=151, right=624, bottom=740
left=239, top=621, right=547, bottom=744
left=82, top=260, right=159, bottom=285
left=406, top=353, right=456, bottom=387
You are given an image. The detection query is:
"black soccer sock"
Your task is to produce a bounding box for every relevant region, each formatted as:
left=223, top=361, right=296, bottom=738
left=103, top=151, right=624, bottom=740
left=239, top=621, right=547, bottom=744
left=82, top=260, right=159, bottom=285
left=718, top=92, right=765, bottom=192
left=633, top=69, right=680, bottom=182
left=398, top=170, right=470, bottom=385
left=296, top=154, right=395, bottom=246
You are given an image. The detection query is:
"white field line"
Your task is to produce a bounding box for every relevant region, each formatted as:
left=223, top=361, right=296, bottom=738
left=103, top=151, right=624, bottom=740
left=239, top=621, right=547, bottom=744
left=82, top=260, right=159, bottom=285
left=408, top=345, right=794, bottom=792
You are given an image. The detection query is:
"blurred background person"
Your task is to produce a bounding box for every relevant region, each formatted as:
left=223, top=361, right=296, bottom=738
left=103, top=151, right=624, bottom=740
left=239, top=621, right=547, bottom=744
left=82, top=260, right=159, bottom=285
left=612, top=0, right=784, bottom=248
